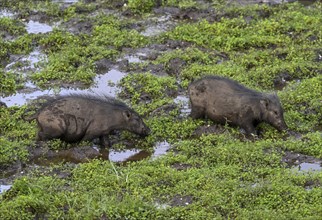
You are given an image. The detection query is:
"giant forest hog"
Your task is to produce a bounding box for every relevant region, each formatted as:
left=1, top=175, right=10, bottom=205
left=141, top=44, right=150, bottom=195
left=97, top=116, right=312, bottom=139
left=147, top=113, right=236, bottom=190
left=29, top=94, right=150, bottom=146
left=188, top=76, right=287, bottom=135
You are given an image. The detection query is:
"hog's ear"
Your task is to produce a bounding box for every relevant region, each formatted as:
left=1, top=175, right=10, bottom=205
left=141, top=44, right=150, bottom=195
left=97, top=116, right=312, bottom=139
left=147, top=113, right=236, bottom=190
left=260, top=98, right=270, bottom=109
left=123, top=110, right=132, bottom=121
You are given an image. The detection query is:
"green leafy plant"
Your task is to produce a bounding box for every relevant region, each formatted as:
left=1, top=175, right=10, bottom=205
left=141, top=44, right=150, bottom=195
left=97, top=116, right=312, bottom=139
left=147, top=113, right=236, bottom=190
left=127, top=0, right=155, bottom=14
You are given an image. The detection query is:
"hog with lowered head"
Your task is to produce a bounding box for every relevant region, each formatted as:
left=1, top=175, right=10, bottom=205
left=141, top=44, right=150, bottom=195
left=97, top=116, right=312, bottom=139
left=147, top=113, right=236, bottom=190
left=29, top=94, right=150, bottom=146
left=188, top=76, right=287, bottom=135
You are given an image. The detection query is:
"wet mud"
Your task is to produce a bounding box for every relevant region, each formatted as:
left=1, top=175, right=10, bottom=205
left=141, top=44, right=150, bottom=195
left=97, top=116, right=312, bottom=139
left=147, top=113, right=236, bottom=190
left=282, top=151, right=322, bottom=172
left=0, top=0, right=321, bottom=187
left=28, top=141, right=170, bottom=166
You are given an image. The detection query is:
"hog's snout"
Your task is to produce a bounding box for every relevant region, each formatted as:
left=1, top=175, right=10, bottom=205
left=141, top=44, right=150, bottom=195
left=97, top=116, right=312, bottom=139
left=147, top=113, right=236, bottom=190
left=140, top=126, right=151, bottom=137
left=275, top=120, right=288, bottom=132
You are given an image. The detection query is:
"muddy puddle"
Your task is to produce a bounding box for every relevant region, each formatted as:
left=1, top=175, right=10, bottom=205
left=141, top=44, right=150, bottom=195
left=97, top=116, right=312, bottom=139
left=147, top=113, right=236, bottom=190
left=109, top=141, right=170, bottom=163
left=0, top=185, right=12, bottom=194
left=31, top=141, right=171, bottom=166
left=122, top=53, right=147, bottom=63
left=283, top=151, right=322, bottom=172
left=5, top=49, right=45, bottom=72
left=25, top=20, right=53, bottom=34
left=140, top=15, right=174, bottom=37
left=294, top=162, right=322, bottom=172
left=174, top=95, right=191, bottom=116
left=1, top=69, right=126, bottom=107
left=0, top=10, right=15, bottom=18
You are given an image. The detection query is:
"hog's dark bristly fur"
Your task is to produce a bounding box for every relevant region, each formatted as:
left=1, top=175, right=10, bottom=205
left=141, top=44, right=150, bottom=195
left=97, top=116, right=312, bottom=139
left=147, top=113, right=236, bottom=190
left=188, top=76, right=288, bottom=135
left=30, top=94, right=150, bottom=147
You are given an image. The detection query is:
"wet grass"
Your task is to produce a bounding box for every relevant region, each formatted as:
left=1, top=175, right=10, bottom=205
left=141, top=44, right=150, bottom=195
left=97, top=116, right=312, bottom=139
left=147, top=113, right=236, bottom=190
left=0, top=1, right=322, bottom=219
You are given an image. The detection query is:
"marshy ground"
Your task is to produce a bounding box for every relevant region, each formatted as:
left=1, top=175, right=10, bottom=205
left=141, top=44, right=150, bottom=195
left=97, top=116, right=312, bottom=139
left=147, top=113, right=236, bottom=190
left=0, top=0, right=322, bottom=219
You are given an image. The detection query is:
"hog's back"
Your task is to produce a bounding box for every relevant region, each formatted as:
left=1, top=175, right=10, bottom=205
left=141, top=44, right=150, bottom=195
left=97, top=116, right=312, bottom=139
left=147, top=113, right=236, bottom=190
left=189, top=77, right=255, bottom=122
left=37, top=97, right=111, bottom=141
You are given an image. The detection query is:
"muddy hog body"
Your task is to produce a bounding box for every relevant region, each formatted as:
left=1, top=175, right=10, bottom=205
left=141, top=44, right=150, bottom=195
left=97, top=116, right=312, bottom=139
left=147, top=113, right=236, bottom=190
left=188, top=76, right=287, bottom=135
left=33, top=95, right=150, bottom=146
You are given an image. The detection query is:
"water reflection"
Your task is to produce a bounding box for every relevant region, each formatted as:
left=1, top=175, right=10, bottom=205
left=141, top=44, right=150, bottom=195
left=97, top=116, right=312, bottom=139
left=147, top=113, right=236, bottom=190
left=174, top=95, right=191, bottom=115
left=30, top=141, right=171, bottom=166
left=0, top=10, right=15, bottom=18
left=109, top=141, right=170, bottom=163
left=5, top=50, right=45, bottom=72
left=295, top=162, right=322, bottom=172
left=25, top=20, right=53, bottom=34
left=0, top=185, right=12, bottom=194
left=1, top=69, right=126, bottom=107
left=109, top=149, right=149, bottom=163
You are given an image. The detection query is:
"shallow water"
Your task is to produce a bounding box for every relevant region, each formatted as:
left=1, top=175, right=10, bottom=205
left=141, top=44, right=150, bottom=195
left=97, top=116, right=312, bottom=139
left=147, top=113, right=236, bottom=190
left=1, top=69, right=126, bottom=107
left=0, top=185, right=12, bottom=194
left=107, top=141, right=170, bottom=163
left=109, top=149, right=148, bottom=163
left=122, top=55, right=143, bottom=63
left=295, top=162, right=322, bottom=172
left=151, top=141, right=171, bottom=160
left=25, top=20, right=53, bottom=34
left=32, top=141, right=170, bottom=165
left=0, top=10, right=15, bottom=18
left=174, top=95, right=191, bottom=115
left=5, top=49, right=45, bottom=72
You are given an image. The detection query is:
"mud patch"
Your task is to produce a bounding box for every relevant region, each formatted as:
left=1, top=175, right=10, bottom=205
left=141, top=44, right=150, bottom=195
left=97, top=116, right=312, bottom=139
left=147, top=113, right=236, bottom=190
left=304, top=179, right=321, bottom=190
left=273, top=72, right=293, bottom=90
left=62, top=17, right=93, bottom=35
left=170, top=194, right=193, bottom=207
left=166, top=57, right=186, bottom=77
left=0, top=161, right=23, bottom=179
left=140, top=14, right=175, bottom=37
left=192, top=124, right=226, bottom=137
left=282, top=151, right=322, bottom=171
left=171, top=163, right=193, bottom=171
left=29, top=141, right=170, bottom=166
left=30, top=146, right=102, bottom=165
left=172, top=7, right=218, bottom=22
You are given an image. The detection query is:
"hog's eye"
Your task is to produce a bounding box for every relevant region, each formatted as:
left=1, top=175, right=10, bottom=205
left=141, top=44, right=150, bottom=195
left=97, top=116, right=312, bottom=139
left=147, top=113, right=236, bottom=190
left=274, top=111, right=278, bottom=115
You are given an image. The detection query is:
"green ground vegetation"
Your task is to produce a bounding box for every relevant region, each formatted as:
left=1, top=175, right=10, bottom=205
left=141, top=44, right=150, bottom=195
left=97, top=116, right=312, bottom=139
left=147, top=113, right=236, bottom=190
left=32, top=14, right=148, bottom=87
left=0, top=1, right=322, bottom=219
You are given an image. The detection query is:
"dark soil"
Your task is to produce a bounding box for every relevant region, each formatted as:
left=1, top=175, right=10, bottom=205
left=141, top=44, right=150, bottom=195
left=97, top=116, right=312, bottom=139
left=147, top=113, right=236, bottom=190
left=282, top=151, right=322, bottom=168
left=170, top=194, right=194, bottom=207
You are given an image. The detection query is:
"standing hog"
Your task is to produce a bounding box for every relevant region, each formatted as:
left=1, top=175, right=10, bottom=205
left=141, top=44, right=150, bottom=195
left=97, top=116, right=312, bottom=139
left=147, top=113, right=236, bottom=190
left=188, top=76, right=287, bottom=135
left=29, top=94, right=150, bottom=146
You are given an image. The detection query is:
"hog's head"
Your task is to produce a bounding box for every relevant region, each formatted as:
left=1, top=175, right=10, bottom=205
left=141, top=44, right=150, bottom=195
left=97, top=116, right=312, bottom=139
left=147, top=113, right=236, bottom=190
left=260, top=94, right=288, bottom=132
left=123, top=110, right=151, bottom=137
